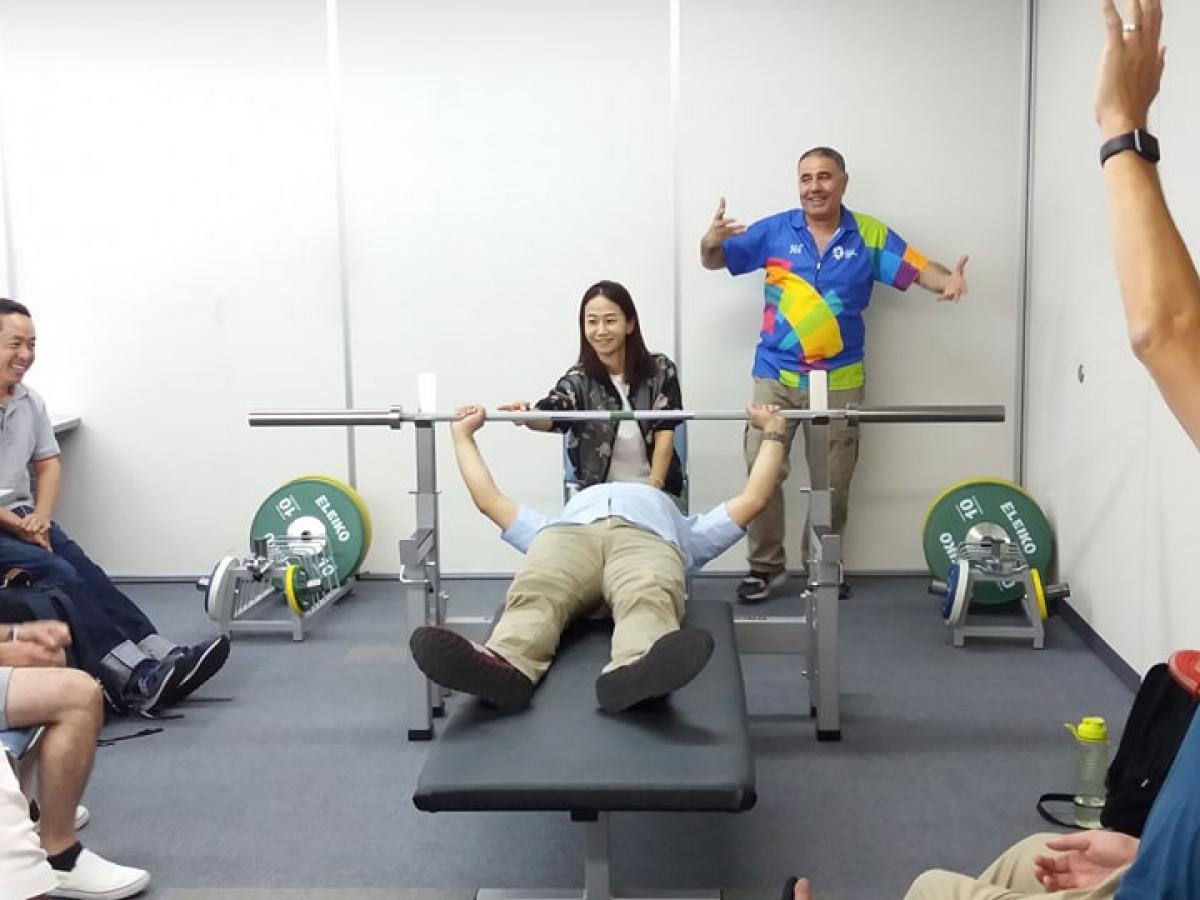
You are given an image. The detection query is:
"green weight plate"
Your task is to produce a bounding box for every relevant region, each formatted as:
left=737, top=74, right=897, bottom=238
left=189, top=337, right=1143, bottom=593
left=292, top=474, right=372, bottom=572
left=250, top=477, right=369, bottom=584
left=922, top=477, right=1055, bottom=605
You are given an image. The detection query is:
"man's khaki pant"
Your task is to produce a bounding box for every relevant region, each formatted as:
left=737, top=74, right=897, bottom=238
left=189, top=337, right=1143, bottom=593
left=743, top=377, right=864, bottom=574
left=903, top=833, right=1128, bottom=899
left=486, top=519, right=686, bottom=683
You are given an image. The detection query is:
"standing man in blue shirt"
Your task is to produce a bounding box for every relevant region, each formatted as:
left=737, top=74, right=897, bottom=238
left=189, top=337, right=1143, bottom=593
left=410, top=403, right=787, bottom=714
left=701, top=148, right=970, bottom=602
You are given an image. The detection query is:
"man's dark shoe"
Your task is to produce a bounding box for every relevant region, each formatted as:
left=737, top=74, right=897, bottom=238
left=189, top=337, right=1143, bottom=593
left=165, top=635, right=231, bottom=705
left=124, top=657, right=186, bottom=716
left=410, top=626, right=533, bottom=713
left=595, top=628, right=714, bottom=714
left=736, top=569, right=786, bottom=603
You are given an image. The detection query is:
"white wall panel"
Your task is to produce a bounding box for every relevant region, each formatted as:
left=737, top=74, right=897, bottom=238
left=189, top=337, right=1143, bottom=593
left=1026, top=0, right=1200, bottom=674
left=677, top=0, right=1025, bottom=571
left=338, top=0, right=673, bottom=573
left=0, top=0, right=1036, bottom=583
left=0, top=1, right=346, bottom=574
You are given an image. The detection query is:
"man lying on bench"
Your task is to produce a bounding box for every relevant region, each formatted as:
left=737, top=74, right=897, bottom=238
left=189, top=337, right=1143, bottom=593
left=410, top=402, right=786, bottom=714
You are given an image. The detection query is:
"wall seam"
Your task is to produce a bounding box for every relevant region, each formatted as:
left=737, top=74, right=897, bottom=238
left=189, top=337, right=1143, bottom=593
left=325, top=0, right=358, bottom=486
left=1015, top=0, right=1038, bottom=485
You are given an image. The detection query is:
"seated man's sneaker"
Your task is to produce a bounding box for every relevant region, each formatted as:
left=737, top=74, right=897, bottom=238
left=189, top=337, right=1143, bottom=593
left=1169, top=649, right=1200, bottom=698
left=595, top=628, right=715, bottom=714
left=49, top=848, right=149, bottom=899
left=164, top=635, right=231, bottom=705
left=736, top=569, right=786, bottom=603
left=30, top=799, right=90, bottom=831
left=123, top=657, right=186, bottom=716
left=410, top=626, right=534, bottom=713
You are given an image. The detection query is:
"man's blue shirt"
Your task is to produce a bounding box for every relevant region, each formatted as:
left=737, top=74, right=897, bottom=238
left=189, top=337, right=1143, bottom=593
left=501, top=482, right=744, bottom=571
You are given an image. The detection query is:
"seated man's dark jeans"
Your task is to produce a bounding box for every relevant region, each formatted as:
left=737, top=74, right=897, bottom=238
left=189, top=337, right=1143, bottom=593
left=0, top=508, right=161, bottom=672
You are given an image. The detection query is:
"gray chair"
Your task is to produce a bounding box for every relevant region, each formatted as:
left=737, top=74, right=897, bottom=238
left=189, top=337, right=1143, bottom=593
left=1, top=726, right=45, bottom=763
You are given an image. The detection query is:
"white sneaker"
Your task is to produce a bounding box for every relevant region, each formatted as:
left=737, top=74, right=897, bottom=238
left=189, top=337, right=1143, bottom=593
left=32, top=800, right=91, bottom=831
left=48, top=848, right=149, bottom=899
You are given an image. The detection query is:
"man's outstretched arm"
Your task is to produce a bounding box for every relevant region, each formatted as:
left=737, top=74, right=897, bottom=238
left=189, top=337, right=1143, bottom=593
left=1097, top=0, right=1200, bottom=447
left=726, top=404, right=786, bottom=528
left=915, top=255, right=969, bottom=301
left=450, top=405, right=518, bottom=531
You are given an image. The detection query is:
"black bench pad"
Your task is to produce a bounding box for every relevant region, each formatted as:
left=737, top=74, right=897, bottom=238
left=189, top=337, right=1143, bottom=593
left=413, top=601, right=756, bottom=814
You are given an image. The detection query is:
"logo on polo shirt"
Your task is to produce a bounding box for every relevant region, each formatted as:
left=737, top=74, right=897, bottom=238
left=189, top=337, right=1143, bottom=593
left=831, top=246, right=858, bottom=261
left=789, top=243, right=805, bottom=255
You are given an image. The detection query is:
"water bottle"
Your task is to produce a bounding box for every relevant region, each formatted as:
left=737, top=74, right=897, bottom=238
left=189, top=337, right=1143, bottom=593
left=1064, top=716, right=1109, bottom=829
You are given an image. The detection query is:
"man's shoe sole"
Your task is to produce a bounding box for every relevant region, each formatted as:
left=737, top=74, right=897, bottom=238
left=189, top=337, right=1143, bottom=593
left=168, top=636, right=231, bottom=705
left=48, top=869, right=149, bottom=900
left=410, top=627, right=533, bottom=713
left=135, top=662, right=188, bottom=715
left=595, top=628, right=715, bottom=713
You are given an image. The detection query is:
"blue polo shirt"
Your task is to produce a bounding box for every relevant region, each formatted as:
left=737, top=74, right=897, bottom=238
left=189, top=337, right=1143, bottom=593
left=723, top=206, right=928, bottom=389
left=1116, top=708, right=1200, bottom=898
left=501, top=482, right=744, bottom=572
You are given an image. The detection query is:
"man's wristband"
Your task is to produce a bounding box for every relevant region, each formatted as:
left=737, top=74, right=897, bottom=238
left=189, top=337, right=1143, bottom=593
left=7, top=623, right=18, bottom=641
left=1100, top=129, right=1160, bottom=167
left=761, top=431, right=787, bottom=444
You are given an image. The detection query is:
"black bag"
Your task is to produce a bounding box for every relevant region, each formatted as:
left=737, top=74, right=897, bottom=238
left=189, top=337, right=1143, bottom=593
left=1037, top=663, right=1197, bottom=836
left=0, top=579, right=88, bottom=670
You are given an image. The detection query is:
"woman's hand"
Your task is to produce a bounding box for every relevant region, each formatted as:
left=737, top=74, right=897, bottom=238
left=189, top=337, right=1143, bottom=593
left=498, top=401, right=532, bottom=427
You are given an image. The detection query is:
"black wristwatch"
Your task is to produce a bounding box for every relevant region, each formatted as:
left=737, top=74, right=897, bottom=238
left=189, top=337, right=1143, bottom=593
left=1100, top=129, right=1160, bottom=167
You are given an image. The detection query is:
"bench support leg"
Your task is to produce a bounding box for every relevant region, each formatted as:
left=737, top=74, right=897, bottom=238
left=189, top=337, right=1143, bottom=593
left=475, top=813, right=721, bottom=900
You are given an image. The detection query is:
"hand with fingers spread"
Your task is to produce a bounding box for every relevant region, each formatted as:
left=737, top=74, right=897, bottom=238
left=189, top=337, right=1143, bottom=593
left=938, top=255, right=970, bottom=302
left=1032, top=831, right=1140, bottom=891
left=700, top=197, right=746, bottom=269
left=1095, top=0, right=1165, bottom=138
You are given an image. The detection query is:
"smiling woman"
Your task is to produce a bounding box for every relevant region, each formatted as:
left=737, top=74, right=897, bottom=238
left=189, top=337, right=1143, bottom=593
left=501, top=280, right=685, bottom=498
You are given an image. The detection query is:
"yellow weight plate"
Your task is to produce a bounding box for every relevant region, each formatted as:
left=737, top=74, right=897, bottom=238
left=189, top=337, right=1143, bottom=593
left=1031, top=567, right=1048, bottom=620
left=283, top=563, right=306, bottom=616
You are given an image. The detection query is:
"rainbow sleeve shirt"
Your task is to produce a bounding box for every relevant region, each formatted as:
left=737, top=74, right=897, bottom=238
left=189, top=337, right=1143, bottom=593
left=722, top=206, right=928, bottom=389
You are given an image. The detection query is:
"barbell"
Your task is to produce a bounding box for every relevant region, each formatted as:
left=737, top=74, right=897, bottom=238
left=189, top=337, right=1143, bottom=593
left=248, top=404, right=1005, bottom=429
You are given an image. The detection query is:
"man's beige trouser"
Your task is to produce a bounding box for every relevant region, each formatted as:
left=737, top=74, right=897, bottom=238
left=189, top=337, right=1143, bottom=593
left=743, top=377, right=863, bottom=573
left=486, top=519, right=686, bottom=683
left=904, top=832, right=1128, bottom=900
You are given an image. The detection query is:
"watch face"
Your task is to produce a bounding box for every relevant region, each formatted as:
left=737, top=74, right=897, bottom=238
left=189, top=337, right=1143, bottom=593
left=1137, top=130, right=1161, bottom=163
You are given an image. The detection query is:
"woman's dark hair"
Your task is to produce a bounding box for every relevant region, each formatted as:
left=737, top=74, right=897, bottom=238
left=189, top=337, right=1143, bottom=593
left=576, top=280, right=655, bottom=388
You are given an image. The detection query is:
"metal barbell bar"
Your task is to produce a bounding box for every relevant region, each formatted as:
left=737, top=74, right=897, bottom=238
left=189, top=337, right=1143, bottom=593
left=248, top=404, right=1005, bottom=429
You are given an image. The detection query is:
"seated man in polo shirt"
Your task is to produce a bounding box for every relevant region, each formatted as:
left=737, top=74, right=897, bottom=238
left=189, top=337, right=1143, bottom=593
left=0, top=298, right=228, bottom=716
left=410, top=403, right=787, bottom=714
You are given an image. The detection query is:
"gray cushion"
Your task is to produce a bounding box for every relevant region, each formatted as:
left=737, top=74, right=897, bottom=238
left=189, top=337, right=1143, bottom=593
left=413, top=601, right=755, bottom=814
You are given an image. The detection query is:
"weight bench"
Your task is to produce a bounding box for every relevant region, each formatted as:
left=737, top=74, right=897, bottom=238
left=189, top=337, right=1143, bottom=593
left=413, top=601, right=755, bottom=900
